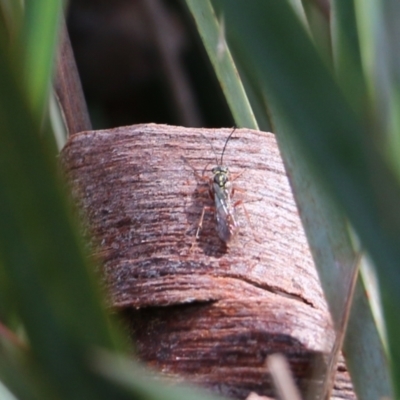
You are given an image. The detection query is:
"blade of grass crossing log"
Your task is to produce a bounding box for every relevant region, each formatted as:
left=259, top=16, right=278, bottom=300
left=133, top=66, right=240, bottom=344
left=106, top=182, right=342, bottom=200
left=265, top=103, right=391, bottom=400
left=0, top=43, right=132, bottom=399
left=330, top=3, right=392, bottom=396
left=93, top=351, right=229, bottom=400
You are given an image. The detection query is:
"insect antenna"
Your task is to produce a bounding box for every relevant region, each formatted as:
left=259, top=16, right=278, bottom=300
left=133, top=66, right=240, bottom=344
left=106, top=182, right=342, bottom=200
left=199, top=131, right=219, bottom=166
left=199, top=127, right=237, bottom=170
left=220, top=127, right=237, bottom=166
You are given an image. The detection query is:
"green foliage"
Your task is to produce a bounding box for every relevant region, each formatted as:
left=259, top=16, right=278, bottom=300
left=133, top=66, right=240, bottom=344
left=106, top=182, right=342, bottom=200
left=185, top=1, right=258, bottom=130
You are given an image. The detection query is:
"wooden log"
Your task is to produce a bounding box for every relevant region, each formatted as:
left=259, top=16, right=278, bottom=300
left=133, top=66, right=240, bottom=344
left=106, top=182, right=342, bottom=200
left=60, top=123, right=355, bottom=400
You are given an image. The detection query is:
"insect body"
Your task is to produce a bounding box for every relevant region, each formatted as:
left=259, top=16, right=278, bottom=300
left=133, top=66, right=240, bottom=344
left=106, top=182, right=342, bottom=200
left=195, top=128, right=241, bottom=244
left=210, top=165, right=239, bottom=243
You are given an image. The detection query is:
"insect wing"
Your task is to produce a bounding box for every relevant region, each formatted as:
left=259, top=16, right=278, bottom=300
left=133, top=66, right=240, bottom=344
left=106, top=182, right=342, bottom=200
left=213, top=181, right=239, bottom=243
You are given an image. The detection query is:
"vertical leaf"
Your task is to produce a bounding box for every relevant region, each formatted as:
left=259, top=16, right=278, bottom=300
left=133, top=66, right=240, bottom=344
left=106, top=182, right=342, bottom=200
left=21, top=0, right=63, bottom=117
left=354, top=0, right=400, bottom=176
left=0, top=43, right=126, bottom=399
left=185, top=0, right=258, bottom=129
left=301, top=0, right=332, bottom=64
left=331, top=0, right=368, bottom=116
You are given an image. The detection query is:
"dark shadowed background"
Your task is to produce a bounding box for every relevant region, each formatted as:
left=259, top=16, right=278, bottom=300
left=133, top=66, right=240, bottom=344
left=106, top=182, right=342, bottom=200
left=67, top=0, right=233, bottom=129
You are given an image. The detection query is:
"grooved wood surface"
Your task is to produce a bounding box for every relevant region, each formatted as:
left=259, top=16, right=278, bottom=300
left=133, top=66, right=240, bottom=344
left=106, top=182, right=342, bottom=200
left=60, top=124, right=355, bottom=400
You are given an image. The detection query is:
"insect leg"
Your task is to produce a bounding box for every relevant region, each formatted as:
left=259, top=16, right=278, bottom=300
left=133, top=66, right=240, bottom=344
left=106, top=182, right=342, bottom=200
left=196, top=205, right=213, bottom=239
left=187, top=205, right=213, bottom=253
left=233, top=199, right=260, bottom=243
left=230, top=169, right=247, bottom=182
left=181, top=156, right=209, bottom=183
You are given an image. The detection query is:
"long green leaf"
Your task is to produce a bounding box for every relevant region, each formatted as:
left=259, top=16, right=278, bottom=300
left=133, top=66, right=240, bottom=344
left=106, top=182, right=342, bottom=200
left=185, top=0, right=258, bottom=129
left=21, top=0, right=63, bottom=118
left=301, top=0, right=332, bottom=65
left=0, top=345, right=52, bottom=400
left=0, top=0, right=23, bottom=48
left=0, top=39, right=134, bottom=400
left=329, top=4, right=390, bottom=397
left=287, top=0, right=308, bottom=29
left=331, top=0, right=368, bottom=117
left=94, top=351, right=227, bottom=400
left=267, top=104, right=391, bottom=400
left=354, top=0, right=400, bottom=178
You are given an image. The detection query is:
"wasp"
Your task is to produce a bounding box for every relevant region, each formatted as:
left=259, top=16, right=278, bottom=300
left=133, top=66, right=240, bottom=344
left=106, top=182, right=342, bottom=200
left=195, top=128, right=242, bottom=244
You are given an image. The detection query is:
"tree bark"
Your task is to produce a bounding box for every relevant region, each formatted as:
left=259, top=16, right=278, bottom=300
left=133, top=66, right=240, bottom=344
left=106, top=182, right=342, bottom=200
left=60, top=124, right=355, bottom=400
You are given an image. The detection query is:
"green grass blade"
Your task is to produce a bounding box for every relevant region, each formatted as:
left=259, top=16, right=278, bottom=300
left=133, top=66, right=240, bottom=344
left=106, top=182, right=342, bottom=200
left=0, top=346, right=51, bottom=400
left=0, top=0, right=23, bottom=47
left=0, top=382, right=17, bottom=400
left=0, top=260, right=13, bottom=321
left=267, top=104, right=391, bottom=400
left=0, top=41, right=135, bottom=399
left=354, top=0, right=400, bottom=178
left=213, top=0, right=396, bottom=397
left=329, top=5, right=389, bottom=396
left=301, top=0, right=332, bottom=65
left=331, top=0, right=368, bottom=116
left=184, top=0, right=258, bottom=129
left=94, top=351, right=227, bottom=400
left=21, top=0, right=63, bottom=117
left=287, top=0, right=309, bottom=28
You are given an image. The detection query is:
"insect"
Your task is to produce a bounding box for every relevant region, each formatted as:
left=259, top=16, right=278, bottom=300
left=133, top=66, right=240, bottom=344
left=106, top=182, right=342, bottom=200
left=195, top=127, right=242, bottom=244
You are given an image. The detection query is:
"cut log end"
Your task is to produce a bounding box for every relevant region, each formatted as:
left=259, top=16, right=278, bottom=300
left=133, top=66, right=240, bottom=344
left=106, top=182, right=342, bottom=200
left=60, top=123, right=356, bottom=400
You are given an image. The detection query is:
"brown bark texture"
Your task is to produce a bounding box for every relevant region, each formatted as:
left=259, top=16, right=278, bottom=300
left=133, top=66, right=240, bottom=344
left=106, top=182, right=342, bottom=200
left=60, top=124, right=355, bottom=400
